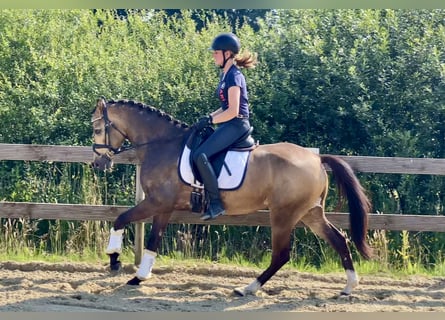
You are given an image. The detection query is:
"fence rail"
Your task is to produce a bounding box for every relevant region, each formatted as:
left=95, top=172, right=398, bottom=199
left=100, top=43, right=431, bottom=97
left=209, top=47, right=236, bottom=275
left=2, top=143, right=445, bottom=175
left=1, top=202, right=445, bottom=232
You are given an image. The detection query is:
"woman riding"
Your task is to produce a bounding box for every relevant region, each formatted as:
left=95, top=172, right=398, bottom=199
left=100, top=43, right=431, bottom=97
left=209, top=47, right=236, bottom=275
left=192, top=32, right=258, bottom=221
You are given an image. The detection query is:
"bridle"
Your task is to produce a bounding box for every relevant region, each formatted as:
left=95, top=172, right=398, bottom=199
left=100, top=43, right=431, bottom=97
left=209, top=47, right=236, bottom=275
left=92, top=99, right=190, bottom=160
left=92, top=104, right=133, bottom=158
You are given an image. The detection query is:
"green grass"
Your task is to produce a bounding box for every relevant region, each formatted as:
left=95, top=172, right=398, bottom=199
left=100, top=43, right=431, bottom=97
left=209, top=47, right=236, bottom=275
left=2, top=245, right=444, bottom=280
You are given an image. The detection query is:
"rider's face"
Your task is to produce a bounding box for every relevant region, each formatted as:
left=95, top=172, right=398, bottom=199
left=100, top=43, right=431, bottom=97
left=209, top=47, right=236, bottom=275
left=212, top=50, right=225, bottom=66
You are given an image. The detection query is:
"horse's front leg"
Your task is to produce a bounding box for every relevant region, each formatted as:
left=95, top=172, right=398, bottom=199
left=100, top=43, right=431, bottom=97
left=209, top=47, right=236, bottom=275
left=127, top=213, right=172, bottom=285
left=105, top=199, right=154, bottom=272
left=106, top=229, right=124, bottom=271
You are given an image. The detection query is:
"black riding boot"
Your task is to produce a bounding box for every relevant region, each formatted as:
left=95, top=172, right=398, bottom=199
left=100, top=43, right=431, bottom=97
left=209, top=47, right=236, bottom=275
left=196, top=153, right=225, bottom=220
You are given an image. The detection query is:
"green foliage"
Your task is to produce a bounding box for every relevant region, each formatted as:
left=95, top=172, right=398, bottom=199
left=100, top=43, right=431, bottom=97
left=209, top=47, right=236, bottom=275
left=1, top=9, right=445, bottom=272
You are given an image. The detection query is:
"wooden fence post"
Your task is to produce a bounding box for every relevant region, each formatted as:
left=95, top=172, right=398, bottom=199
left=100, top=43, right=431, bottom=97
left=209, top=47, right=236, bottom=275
left=134, top=165, right=144, bottom=265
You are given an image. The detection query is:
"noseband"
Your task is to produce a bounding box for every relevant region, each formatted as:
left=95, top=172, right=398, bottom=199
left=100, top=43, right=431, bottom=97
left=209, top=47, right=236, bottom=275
left=92, top=105, right=133, bottom=158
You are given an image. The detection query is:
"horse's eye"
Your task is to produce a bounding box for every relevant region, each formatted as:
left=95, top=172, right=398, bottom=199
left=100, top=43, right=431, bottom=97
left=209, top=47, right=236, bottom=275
left=94, top=129, right=102, bottom=135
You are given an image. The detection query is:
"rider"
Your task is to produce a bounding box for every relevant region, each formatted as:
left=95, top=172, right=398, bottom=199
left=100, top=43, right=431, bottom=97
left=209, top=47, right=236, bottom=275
left=192, top=32, right=258, bottom=221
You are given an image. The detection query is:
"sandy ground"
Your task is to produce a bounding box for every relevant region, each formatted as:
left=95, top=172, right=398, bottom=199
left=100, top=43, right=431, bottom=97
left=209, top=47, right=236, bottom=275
left=0, top=260, right=444, bottom=312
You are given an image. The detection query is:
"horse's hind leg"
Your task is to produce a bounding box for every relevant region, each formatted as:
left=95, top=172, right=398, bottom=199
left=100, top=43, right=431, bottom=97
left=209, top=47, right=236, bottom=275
left=234, top=212, right=294, bottom=296
left=301, top=206, right=358, bottom=295
left=127, top=212, right=172, bottom=286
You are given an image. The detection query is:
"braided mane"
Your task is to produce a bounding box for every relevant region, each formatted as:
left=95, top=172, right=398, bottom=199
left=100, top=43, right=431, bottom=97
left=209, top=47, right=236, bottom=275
left=109, top=99, right=189, bottom=128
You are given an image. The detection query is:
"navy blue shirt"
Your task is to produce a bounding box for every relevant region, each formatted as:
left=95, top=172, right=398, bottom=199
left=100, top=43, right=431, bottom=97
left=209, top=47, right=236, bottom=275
left=216, top=65, right=250, bottom=118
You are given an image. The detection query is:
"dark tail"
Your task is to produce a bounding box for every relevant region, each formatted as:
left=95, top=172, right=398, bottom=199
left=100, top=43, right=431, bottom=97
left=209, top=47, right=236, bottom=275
left=321, top=155, right=373, bottom=260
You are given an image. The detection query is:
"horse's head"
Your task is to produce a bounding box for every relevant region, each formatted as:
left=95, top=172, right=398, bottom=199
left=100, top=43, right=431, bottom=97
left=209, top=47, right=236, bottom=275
left=91, top=97, right=128, bottom=171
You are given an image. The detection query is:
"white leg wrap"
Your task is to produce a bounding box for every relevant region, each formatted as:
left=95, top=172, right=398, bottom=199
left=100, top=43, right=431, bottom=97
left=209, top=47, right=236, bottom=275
left=235, top=279, right=261, bottom=296
left=245, top=279, right=261, bottom=293
left=105, top=228, right=124, bottom=254
left=135, top=249, right=157, bottom=280
left=342, top=269, right=359, bottom=295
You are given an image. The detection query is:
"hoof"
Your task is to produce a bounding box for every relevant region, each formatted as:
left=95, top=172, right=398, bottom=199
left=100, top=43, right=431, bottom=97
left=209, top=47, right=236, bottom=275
left=338, top=292, right=354, bottom=301
left=110, top=261, right=122, bottom=272
left=233, top=288, right=245, bottom=297
left=127, top=276, right=142, bottom=286
left=339, top=291, right=355, bottom=300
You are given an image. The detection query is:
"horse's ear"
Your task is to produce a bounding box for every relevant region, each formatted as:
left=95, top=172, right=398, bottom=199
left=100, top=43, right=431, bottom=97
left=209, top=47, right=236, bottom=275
left=96, top=96, right=107, bottom=111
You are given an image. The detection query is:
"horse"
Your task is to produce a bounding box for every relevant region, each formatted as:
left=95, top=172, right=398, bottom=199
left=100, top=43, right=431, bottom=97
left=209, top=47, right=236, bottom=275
left=91, top=97, right=373, bottom=297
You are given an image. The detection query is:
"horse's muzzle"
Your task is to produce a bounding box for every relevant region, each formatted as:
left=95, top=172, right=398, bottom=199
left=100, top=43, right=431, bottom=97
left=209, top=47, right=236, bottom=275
left=92, top=154, right=114, bottom=171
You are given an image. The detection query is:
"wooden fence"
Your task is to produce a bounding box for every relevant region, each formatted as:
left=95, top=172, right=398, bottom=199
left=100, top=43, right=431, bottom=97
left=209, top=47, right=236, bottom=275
left=1, top=143, right=445, bottom=263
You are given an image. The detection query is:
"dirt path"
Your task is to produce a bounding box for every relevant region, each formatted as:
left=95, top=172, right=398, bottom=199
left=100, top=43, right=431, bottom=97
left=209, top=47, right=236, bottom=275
left=0, top=261, right=444, bottom=312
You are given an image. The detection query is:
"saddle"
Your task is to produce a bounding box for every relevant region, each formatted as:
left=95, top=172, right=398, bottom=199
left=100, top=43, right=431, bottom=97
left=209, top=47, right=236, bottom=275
left=185, top=125, right=257, bottom=213
left=186, top=125, right=256, bottom=182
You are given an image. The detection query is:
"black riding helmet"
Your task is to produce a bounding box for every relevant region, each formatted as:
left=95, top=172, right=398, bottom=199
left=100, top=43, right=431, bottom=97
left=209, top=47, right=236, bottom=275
left=210, top=33, right=241, bottom=68
left=210, top=32, right=241, bottom=54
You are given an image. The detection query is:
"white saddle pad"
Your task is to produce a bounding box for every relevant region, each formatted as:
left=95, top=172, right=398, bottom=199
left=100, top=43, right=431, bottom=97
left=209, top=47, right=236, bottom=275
left=178, top=146, right=250, bottom=190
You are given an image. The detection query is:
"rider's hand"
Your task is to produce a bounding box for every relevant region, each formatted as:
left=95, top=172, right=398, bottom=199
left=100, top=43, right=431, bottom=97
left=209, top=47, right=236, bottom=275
left=194, top=115, right=212, bottom=131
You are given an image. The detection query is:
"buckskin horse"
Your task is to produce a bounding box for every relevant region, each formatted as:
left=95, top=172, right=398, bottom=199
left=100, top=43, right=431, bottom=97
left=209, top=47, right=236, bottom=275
left=91, top=97, right=373, bottom=296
